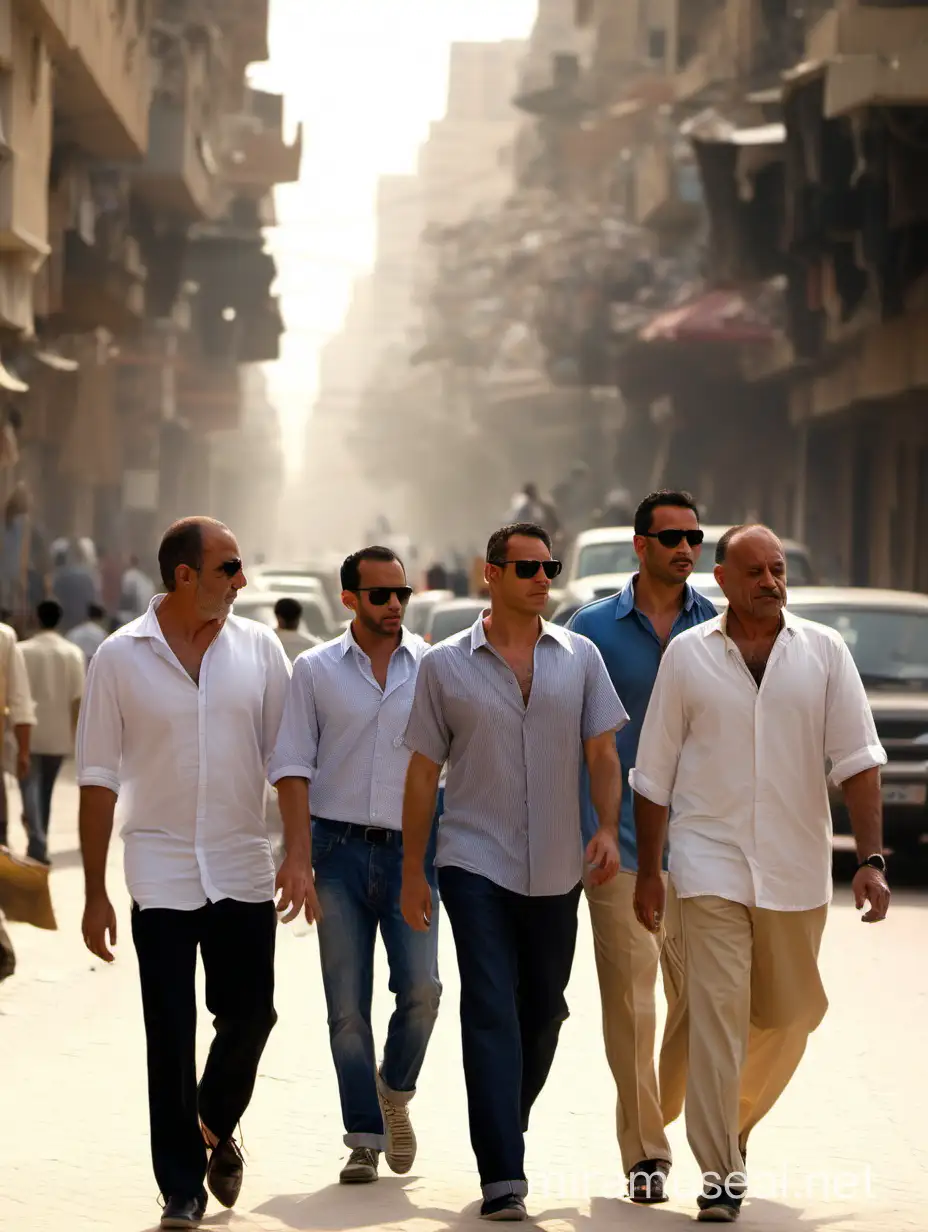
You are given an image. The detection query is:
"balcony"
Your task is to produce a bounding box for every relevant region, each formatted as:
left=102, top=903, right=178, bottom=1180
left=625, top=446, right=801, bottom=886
left=513, top=53, right=592, bottom=120
left=0, top=11, right=52, bottom=262
left=635, top=142, right=703, bottom=231
left=45, top=0, right=151, bottom=160
left=132, top=31, right=217, bottom=220
left=221, top=89, right=302, bottom=194
left=806, top=2, right=928, bottom=60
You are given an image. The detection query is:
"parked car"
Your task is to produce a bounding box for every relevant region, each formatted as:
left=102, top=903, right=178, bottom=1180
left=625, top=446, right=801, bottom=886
left=233, top=590, right=335, bottom=641
left=562, top=525, right=815, bottom=609
left=404, top=589, right=455, bottom=636
left=423, top=597, right=487, bottom=644
left=787, top=587, right=928, bottom=855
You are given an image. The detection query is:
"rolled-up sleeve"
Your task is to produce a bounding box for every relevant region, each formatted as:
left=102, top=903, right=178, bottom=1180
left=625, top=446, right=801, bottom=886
left=268, top=653, right=319, bottom=784
left=7, top=639, right=35, bottom=727
left=825, top=637, right=887, bottom=785
left=581, top=640, right=629, bottom=740
left=629, top=642, right=685, bottom=808
left=404, top=652, right=451, bottom=767
left=261, top=636, right=292, bottom=766
left=75, top=646, right=122, bottom=794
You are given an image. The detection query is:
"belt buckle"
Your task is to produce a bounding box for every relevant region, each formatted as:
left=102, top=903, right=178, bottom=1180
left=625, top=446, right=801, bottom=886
left=364, top=826, right=388, bottom=845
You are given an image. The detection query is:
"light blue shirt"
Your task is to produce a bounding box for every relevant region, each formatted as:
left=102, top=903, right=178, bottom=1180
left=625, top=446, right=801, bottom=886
left=568, top=576, right=717, bottom=871
left=268, top=625, right=427, bottom=830
left=404, top=616, right=629, bottom=897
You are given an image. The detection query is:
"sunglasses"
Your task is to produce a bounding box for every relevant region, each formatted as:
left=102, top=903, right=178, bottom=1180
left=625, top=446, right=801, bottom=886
left=218, top=558, right=243, bottom=577
left=644, top=530, right=704, bottom=549
left=490, top=559, right=563, bottom=580
left=355, top=586, right=413, bottom=606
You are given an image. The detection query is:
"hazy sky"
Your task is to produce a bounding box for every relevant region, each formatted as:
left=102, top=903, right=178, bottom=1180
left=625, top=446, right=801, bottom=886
left=250, top=0, right=537, bottom=466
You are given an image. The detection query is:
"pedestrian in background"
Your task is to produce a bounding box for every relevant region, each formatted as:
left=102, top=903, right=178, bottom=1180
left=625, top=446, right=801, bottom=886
left=568, top=489, right=716, bottom=1203
left=19, top=599, right=85, bottom=865
left=0, top=615, right=35, bottom=853
left=273, top=596, right=320, bottom=663
left=67, top=602, right=109, bottom=664
left=401, top=522, right=625, bottom=1222
left=270, top=546, right=440, bottom=1185
left=633, top=524, right=890, bottom=1223
left=77, top=517, right=304, bottom=1231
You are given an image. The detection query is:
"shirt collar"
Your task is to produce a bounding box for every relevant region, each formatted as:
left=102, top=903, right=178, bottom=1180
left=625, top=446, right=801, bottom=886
left=469, top=611, right=574, bottom=654
left=615, top=573, right=700, bottom=620
left=125, top=595, right=169, bottom=642
left=339, top=623, right=417, bottom=659
left=709, top=605, right=798, bottom=641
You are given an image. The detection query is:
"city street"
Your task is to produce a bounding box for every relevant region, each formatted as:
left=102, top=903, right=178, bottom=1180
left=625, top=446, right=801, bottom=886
left=1, top=772, right=925, bottom=1232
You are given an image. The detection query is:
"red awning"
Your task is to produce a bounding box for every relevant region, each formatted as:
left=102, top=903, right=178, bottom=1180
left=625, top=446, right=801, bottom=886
left=640, top=290, right=776, bottom=345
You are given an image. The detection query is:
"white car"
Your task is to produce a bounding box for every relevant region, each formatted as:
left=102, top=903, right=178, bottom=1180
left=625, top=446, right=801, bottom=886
left=562, top=525, right=815, bottom=609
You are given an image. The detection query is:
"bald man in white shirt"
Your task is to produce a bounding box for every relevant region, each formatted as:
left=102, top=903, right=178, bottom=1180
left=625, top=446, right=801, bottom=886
left=632, top=525, right=890, bottom=1224
left=77, top=518, right=310, bottom=1231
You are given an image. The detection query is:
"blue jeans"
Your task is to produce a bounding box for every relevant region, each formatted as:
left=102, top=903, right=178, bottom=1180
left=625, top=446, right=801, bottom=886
left=312, top=817, right=441, bottom=1149
left=438, top=866, right=582, bottom=1200
left=21, top=754, right=64, bottom=864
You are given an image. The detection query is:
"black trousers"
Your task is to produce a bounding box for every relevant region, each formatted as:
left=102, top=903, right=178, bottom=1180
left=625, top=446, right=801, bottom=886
left=131, top=898, right=278, bottom=1202
left=438, top=866, right=582, bottom=1199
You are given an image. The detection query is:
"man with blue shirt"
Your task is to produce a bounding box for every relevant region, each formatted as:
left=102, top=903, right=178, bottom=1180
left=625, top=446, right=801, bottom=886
left=568, top=490, right=716, bottom=1203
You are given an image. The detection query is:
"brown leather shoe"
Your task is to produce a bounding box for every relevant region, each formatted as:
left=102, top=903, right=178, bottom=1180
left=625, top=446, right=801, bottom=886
left=206, top=1137, right=244, bottom=1208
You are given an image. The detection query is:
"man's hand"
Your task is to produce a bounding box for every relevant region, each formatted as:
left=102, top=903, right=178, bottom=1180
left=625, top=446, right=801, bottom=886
left=82, top=891, right=117, bottom=962
left=275, top=851, right=322, bottom=925
left=401, top=866, right=433, bottom=932
left=16, top=748, right=29, bottom=782
left=585, top=828, right=620, bottom=886
left=852, top=866, right=890, bottom=923
left=634, top=871, right=666, bottom=933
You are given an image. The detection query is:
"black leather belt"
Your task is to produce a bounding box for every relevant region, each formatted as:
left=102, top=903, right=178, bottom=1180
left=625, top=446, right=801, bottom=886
left=312, top=818, right=401, bottom=846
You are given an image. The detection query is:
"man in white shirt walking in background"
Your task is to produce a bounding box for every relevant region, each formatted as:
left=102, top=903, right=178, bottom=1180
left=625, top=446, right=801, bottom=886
left=67, top=602, right=109, bottom=663
left=20, top=599, right=85, bottom=864
left=77, top=517, right=308, bottom=1231
left=632, top=524, right=890, bottom=1224
left=273, top=596, right=320, bottom=663
left=269, top=546, right=440, bottom=1186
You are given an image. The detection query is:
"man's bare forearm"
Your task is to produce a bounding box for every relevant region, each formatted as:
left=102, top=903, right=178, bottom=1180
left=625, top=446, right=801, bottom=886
left=79, top=786, right=117, bottom=897
left=634, top=792, right=669, bottom=877
left=842, top=766, right=883, bottom=860
left=276, top=777, right=312, bottom=858
left=14, top=724, right=30, bottom=756
left=402, top=754, right=441, bottom=871
left=588, top=749, right=621, bottom=839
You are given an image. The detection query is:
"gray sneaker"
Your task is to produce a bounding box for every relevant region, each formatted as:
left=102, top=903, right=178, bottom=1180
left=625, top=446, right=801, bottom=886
left=339, top=1147, right=379, bottom=1184
left=377, top=1074, right=417, bottom=1174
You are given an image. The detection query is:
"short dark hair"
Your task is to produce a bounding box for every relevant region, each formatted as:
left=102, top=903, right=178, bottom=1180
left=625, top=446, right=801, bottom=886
left=486, top=522, right=552, bottom=563
left=36, top=599, right=63, bottom=630
left=158, top=519, right=205, bottom=590
left=274, top=597, right=303, bottom=627
left=340, top=546, right=404, bottom=592
left=88, top=603, right=106, bottom=622
left=633, top=490, right=700, bottom=536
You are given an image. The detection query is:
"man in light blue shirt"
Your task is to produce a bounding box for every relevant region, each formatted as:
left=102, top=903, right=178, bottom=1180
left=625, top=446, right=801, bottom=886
left=568, top=490, right=716, bottom=1203
left=270, top=546, right=441, bottom=1188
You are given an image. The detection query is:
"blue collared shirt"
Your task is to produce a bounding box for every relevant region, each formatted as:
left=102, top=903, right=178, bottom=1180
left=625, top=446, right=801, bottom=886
left=568, top=577, right=717, bottom=870
left=404, top=615, right=628, bottom=896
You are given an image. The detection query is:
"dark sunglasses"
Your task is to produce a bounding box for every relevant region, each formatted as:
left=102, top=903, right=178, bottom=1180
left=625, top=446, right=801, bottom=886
left=218, top=558, right=243, bottom=577
left=355, top=586, right=413, bottom=606
left=490, top=559, right=562, bottom=580
left=644, top=530, right=704, bottom=549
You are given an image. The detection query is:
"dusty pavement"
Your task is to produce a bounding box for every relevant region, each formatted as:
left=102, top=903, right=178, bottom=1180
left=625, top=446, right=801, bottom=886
left=1, top=770, right=926, bottom=1231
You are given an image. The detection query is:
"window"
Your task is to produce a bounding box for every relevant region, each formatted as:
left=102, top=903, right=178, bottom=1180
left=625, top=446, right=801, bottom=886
left=647, top=28, right=668, bottom=63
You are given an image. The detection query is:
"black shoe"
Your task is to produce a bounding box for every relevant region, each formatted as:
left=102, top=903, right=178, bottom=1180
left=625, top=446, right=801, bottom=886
left=696, top=1193, right=742, bottom=1223
left=160, top=1192, right=207, bottom=1229
left=206, top=1136, right=245, bottom=1208
left=628, top=1158, right=671, bottom=1203
left=480, top=1194, right=528, bottom=1221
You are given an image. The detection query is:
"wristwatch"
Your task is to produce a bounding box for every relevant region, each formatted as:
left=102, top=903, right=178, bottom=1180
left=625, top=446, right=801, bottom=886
left=857, top=853, right=887, bottom=874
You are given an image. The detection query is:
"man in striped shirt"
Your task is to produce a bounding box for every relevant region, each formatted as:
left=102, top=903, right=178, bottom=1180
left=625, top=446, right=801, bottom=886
left=401, top=522, right=628, bottom=1222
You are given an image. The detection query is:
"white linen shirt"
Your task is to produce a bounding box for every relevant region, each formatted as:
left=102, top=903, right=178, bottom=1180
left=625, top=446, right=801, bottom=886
left=76, top=597, right=292, bottom=911
left=20, top=631, right=85, bottom=756
left=268, top=625, right=427, bottom=830
left=630, top=608, right=886, bottom=911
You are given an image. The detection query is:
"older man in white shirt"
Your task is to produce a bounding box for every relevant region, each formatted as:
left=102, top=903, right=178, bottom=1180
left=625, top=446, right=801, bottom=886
left=632, top=524, right=890, bottom=1224
left=269, top=546, right=440, bottom=1187
left=77, top=517, right=308, bottom=1232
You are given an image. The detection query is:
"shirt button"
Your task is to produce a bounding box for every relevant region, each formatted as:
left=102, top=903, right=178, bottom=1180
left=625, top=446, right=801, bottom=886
left=394, top=735, right=404, bottom=748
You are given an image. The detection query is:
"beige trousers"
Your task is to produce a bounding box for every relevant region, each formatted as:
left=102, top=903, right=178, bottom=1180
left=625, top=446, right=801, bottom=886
left=675, top=894, right=828, bottom=1184
left=586, top=870, right=672, bottom=1171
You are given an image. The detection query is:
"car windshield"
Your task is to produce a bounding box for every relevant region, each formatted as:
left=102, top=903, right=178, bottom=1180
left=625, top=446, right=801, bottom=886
left=788, top=605, right=928, bottom=690
left=428, top=604, right=484, bottom=643
left=234, top=603, right=274, bottom=627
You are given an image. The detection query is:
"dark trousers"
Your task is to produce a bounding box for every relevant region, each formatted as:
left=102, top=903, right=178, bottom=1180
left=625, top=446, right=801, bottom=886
left=438, top=866, right=582, bottom=1200
left=21, top=753, right=64, bottom=863
left=131, top=898, right=278, bottom=1202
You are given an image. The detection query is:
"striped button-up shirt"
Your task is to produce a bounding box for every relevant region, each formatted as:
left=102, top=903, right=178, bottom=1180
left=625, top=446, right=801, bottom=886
left=404, top=615, right=628, bottom=896
left=268, top=625, right=427, bottom=830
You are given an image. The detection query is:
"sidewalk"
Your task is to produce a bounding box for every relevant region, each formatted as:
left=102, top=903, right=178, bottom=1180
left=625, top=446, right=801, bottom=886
left=0, top=769, right=924, bottom=1231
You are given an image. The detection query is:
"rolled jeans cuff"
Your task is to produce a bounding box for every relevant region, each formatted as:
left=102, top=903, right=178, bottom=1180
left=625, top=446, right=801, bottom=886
left=482, top=1179, right=529, bottom=1201
left=344, top=1131, right=385, bottom=1151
